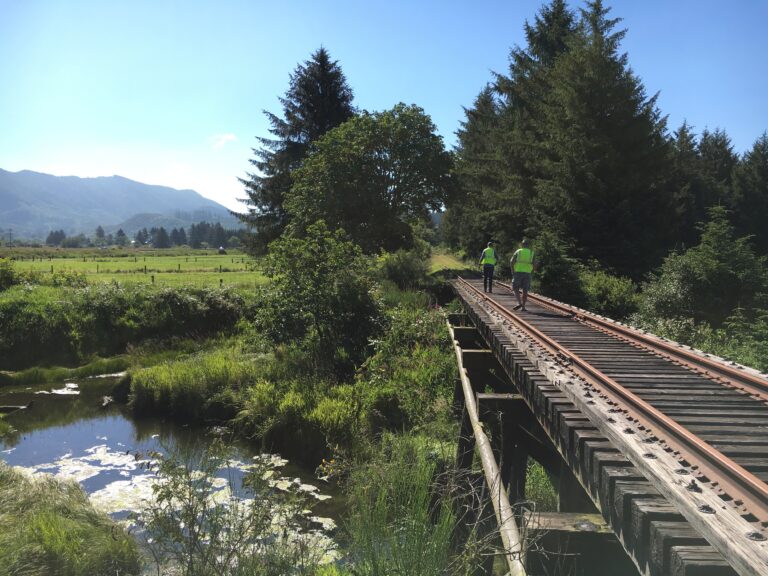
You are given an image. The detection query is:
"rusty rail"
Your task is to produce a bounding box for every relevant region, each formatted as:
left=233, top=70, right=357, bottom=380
left=456, top=277, right=768, bottom=575
left=497, top=281, right=768, bottom=404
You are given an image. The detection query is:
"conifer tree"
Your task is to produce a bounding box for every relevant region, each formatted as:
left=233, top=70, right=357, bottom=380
left=732, top=133, right=768, bottom=253
left=531, top=0, right=673, bottom=276
left=237, top=48, right=355, bottom=253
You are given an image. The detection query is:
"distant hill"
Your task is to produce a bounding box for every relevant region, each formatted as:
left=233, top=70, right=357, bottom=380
left=0, top=169, right=241, bottom=239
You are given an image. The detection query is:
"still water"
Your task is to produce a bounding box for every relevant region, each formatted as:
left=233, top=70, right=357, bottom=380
left=0, top=375, right=341, bottom=559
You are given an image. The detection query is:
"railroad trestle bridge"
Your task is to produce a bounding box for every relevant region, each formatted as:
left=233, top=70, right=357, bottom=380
left=449, top=277, right=768, bottom=576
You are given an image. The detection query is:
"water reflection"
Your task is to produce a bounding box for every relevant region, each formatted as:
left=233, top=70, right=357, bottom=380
left=0, top=376, right=341, bottom=560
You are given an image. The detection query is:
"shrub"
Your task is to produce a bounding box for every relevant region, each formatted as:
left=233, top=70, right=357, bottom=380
left=580, top=269, right=639, bottom=319
left=256, top=221, right=383, bottom=377
left=532, top=231, right=586, bottom=307
left=378, top=241, right=431, bottom=290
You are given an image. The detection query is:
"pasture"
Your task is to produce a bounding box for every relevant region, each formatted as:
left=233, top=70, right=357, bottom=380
left=2, top=249, right=267, bottom=288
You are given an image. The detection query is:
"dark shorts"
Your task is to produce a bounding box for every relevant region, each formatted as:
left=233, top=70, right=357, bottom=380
left=512, top=272, right=531, bottom=292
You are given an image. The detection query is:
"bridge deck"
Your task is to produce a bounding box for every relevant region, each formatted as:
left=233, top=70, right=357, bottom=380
left=451, top=278, right=768, bottom=576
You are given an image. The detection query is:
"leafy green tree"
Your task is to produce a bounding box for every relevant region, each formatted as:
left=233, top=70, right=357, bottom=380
left=286, top=104, right=453, bottom=253
left=237, top=48, right=356, bottom=253
left=531, top=0, right=674, bottom=277
left=637, top=206, right=767, bottom=327
left=255, top=221, right=382, bottom=376
left=731, top=133, right=768, bottom=253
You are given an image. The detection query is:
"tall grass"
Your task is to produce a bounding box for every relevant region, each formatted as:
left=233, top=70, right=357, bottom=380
left=0, top=463, right=141, bottom=576
left=344, top=433, right=489, bottom=576
left=130, top=346, right=261, bottom=421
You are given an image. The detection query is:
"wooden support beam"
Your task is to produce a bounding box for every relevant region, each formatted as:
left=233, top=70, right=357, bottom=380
left=558, top=461, right=597, bottom=513
left=449, top=322, right=527, bottom=576
left=524, top=511, right=611, bottom=534
left=451, top=326, right=485, bottom=349
left=448, top=312, right=470, bottom=326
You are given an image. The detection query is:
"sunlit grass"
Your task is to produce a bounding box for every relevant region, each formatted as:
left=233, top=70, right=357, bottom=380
left=0, top=463, right=141, bottom=575
left=7, top=250, right=267, bottom=288
left=429, top=250, right=473, bottom=274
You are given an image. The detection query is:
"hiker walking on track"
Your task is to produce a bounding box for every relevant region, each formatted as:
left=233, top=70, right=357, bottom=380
left=510, top=239, right=534, bottom=311
left=479, top=241, right=497, bottom=293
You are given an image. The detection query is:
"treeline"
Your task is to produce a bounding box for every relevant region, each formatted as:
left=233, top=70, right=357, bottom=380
left=442, top=0, right=768, bottom=282
left=44, top=222, right=246, bottom=249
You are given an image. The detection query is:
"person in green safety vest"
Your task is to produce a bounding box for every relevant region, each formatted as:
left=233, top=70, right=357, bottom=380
left=478, top=241, right=497, bottom=293
left=510, top=239, right=535, bottom=311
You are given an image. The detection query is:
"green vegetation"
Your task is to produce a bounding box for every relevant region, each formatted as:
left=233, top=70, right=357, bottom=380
left=0, top=463, right=141, bottom=576
left=0, top=251, right=264, bottom=288
left=286, top=104, right=452, bottom=254
left=343, top=433, right=489, bottom=576
left=0, top=279, right=249, bottom=370
left=137, top=441, right=325, bottom=576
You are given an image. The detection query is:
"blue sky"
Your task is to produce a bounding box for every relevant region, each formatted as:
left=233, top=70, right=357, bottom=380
left=1, top=0, right=766, bottom=211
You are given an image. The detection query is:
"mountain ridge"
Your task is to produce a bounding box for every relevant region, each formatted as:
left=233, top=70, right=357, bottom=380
left=0, top=169, right=241, bottom=238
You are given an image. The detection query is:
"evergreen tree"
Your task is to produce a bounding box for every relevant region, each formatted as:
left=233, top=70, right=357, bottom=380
left=178, top=227, right=188, bottom=246
left=530, top=0, right=673, bottom=276
left=154, top=227, right=171, bottom=249
left=699, top=128, right=737, bottom=192
left=732, top=133, right=768, bottom=253
left=444, top=86, right=504, bottom=251
left=444, top=0, right=577, bottom=258
left=46, top=230, right=66, bottom=246
left=95, top=225, right=105, bottom=240
left=237, top=47, right=356, bottom=253
left=115, top=229, right=127, bottom=246
left=669, top=122, right=710, bottom=247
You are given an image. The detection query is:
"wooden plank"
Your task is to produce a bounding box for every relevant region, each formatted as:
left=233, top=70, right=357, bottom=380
left=670, top=545, right=738, bottom=576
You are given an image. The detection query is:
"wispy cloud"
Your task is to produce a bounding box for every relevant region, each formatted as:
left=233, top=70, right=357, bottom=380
left=210, top=133, right=237, bottom=149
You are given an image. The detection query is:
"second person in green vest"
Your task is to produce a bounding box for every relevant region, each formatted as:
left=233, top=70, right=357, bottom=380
left=510, top=239, right=535, bottom=311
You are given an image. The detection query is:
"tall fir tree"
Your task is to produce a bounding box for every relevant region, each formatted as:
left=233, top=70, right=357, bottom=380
left=444, top=0, right=577, bottom=259
left=732, top=133, right=768, bottom=253
left=236, top=48, right=355, bottom=253
left=530, top=0, right=673, bottom=276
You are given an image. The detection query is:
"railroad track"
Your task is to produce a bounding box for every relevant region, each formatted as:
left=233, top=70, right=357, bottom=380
left=455, top=277, right=768, bottom=574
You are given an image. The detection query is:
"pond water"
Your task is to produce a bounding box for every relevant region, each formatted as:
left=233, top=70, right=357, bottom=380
left=0, top=375, right=342, bottom=562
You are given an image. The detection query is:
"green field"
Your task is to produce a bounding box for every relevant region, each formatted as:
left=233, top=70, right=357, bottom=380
left=3, top=250, right=267, bottom=288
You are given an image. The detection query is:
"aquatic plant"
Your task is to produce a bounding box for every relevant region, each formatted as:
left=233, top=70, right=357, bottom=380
left=136, top=439, right=330, bottom=576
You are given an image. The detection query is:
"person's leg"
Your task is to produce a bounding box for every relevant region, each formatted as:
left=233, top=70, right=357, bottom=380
left=488, top=265, right=494, bottom=292
left=512, top=273, right=522, bottom=308
left=521, top=274, right=531, bottom=310
left=482, top=265, right=490, bottom=292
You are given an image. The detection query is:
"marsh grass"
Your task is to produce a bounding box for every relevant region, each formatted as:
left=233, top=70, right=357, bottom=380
left=344, top=433, right=491, bottom=576
left=0, top=463, right=141, bottom=576
left=130, top=346, right=261, bottom=421
left=0, top=356, right=131, bottom=387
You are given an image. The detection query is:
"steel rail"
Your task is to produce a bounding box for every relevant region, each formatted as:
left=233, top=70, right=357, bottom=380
left=457, top=277, right=768, bottom=524
left=496, top=280, right=768, bottom=403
